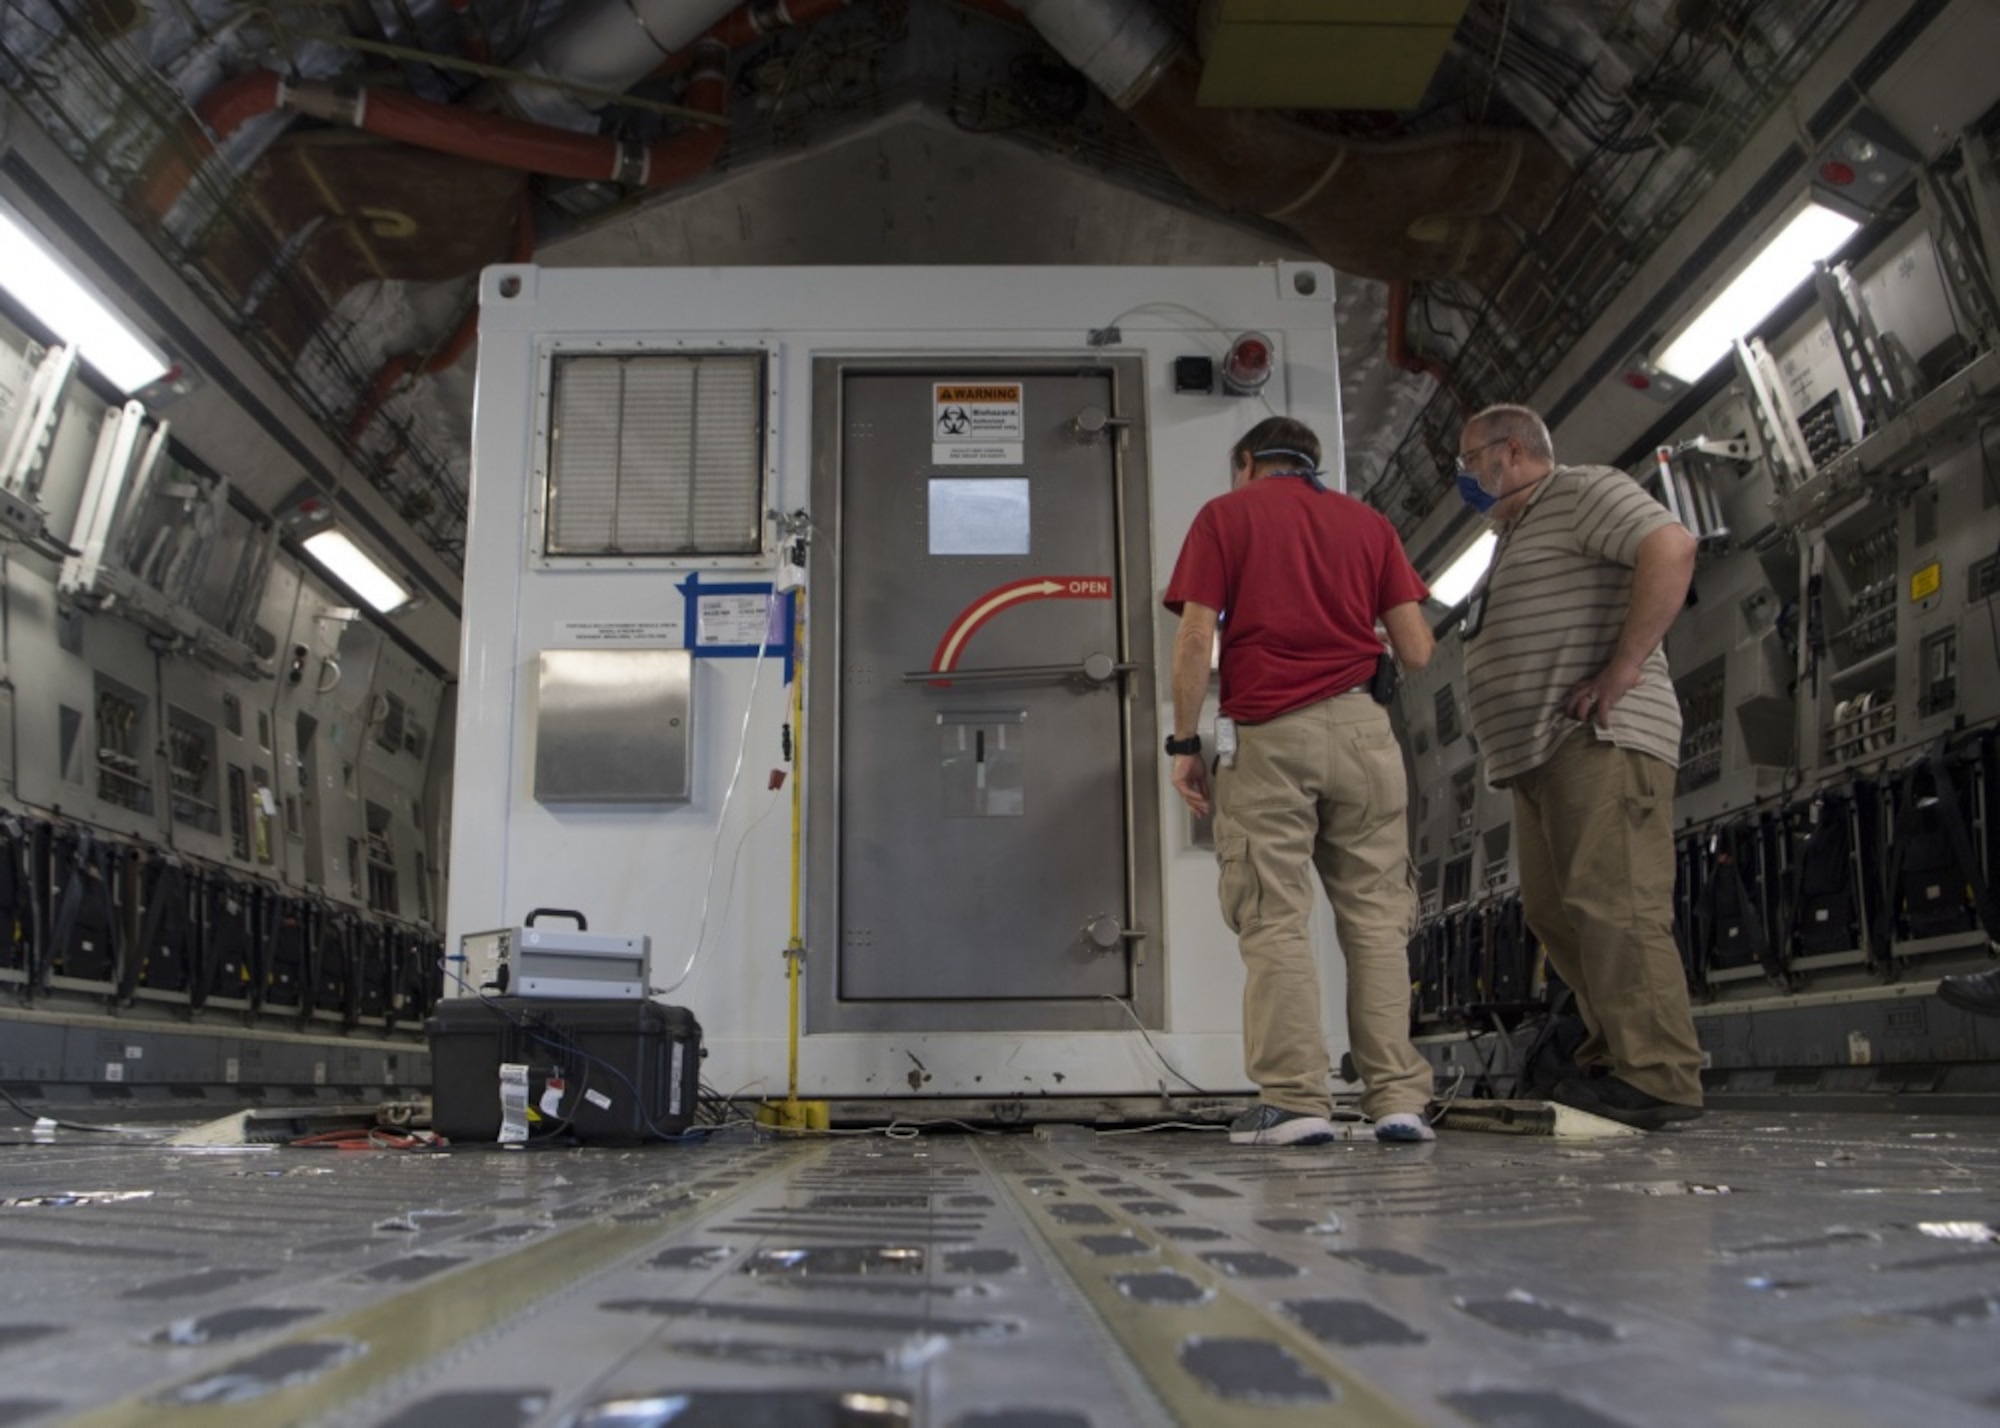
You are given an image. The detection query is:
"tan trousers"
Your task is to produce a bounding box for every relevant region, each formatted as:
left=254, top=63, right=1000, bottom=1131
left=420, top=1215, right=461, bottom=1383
left=1214, top=693, right=1432, bottom=1120
left=1511, top=731, right=1704, bottom=1105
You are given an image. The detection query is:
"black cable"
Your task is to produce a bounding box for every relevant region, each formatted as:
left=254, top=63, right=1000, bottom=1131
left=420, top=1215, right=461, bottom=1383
left=1460, top=5, right=1642, bottom=149
left=0, top=1085, right=153, bottom=1136
left=1506, top=24, right=1633, bottom=118
left=470, top=992, right=707, bottom=1145
left=530, top=1024, right=708, bottom=1144
left=1502, top=46, right=1631, bottom=144
left=1418, top=286, right=1459, bottom=345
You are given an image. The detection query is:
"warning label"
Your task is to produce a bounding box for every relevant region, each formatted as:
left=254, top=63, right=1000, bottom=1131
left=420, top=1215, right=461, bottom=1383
left=934, top=381, right=1023, bottom=466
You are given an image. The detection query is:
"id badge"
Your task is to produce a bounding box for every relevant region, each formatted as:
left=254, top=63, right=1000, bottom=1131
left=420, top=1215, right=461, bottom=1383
left=1462, top=583, right=1489, bottom=640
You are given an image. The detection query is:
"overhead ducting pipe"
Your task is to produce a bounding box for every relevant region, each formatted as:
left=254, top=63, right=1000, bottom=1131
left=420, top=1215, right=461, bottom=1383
left=137, top=0, right=752, bottom=213
left=505, top=0, right=741, bottom=128
left=131, top=70, right=288, bottom=220
left=138, top=43, right=729, bottom=218
left=286, top=48, right=729, bottom=187
left=1011, top=0, right=1570, bottom=292
left=651, top=0, right=858, bottom=78
left=1009, top=0, right=1177, bottom=107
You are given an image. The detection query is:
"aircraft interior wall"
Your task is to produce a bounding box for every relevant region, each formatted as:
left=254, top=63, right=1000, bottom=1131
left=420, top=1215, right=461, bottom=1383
left=0, top=314, right=446, bottom=1101
left=1397, top=173, right=2000, bottom=1106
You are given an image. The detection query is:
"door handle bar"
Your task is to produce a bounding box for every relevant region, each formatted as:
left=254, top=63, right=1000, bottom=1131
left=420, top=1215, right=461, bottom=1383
left=902, top=657, right=1140, bottom=686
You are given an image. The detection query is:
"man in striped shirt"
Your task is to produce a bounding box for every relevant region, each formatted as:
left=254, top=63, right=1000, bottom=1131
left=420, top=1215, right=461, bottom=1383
left=1456, top=404, right=1705, bottom=1131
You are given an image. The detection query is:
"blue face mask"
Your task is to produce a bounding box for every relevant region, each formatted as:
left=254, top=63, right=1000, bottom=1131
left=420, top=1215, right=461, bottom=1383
left=1456, top=470, right=1498, bottom=515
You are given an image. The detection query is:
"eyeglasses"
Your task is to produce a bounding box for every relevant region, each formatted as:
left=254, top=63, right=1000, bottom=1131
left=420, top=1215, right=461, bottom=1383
left=1454, top=436, right=1511, bottom=474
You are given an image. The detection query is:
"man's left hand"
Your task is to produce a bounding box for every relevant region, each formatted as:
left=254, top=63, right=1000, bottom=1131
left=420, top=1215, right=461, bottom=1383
left=1171, top=753, right=1212, bottom=817
left=1563, top=659, right=1643, bottom=728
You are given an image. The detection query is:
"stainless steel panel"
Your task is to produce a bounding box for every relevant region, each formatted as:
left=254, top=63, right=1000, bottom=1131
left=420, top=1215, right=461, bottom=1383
left=534, top=648, right=692, bottom=803
left=839, top=369, right=1126, bottom=1001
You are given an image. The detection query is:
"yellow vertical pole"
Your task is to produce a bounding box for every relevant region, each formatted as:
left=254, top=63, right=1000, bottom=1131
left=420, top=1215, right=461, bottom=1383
left=785, top=586, right=805, bottom=1117
left=760, top=582, right=828, bottom=1132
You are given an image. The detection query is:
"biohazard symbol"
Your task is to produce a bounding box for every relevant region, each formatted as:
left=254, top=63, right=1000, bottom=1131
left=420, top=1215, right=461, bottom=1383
left=937, top=405, right=971, bottom=436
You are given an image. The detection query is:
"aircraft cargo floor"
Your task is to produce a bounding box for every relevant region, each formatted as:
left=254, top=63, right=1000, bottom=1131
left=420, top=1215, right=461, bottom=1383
left=0, top=1106, right=1996, bottom=1427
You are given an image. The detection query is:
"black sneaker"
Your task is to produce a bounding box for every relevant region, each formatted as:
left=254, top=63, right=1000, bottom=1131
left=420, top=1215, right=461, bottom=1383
left=1938, top=966, right=2000, bottom=1018
left=1229, top=1104, right=1338, bottom=1146
left=1550, top=1075, right=1702, bottom=1132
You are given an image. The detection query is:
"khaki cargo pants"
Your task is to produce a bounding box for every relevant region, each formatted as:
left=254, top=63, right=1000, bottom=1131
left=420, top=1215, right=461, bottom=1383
left=1511, top=730, right=1704, bottom=1106
left=1213, top=692, right=1433, bottom=1120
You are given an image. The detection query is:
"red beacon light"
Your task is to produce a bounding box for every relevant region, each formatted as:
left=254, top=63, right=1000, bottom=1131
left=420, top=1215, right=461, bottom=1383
left=1223, top=331, right=1274, bottom=394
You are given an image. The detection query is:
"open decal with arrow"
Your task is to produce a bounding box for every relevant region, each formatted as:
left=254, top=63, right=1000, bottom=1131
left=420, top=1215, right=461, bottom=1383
left=922, top=576, right=1114, bottom=686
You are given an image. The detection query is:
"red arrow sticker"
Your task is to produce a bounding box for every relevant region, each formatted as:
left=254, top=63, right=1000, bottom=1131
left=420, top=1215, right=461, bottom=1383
left=928, top=576, right=1113, bottom=681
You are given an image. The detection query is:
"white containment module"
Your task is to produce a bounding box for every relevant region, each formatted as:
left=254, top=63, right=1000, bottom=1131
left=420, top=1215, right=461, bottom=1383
left=448, top=262, right=1358, bottom=1108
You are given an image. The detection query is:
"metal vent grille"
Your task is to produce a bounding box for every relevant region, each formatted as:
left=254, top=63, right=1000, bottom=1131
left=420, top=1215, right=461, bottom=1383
left=546, top=353, right=765, bottom=557
left=1433, top=684, right=1461, bottom=746
left=1970, top=550, right=2000, bottom=603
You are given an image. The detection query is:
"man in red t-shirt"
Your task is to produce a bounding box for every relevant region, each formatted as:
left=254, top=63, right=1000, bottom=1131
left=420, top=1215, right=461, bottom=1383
left=1164, top=416, right=1438, bottom=1146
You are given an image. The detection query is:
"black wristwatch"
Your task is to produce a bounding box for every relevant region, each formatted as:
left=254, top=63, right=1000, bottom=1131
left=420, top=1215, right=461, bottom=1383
left=1164, top=734, right=1202, bottom=757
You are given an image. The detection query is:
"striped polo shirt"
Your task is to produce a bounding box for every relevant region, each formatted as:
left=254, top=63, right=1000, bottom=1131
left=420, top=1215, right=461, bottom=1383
left=1462, top=463, right=1684, bottom=786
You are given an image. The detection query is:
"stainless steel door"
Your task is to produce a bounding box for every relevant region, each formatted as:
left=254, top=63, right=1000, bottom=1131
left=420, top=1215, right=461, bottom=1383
left=830, top=368, right=1142, bottom=1003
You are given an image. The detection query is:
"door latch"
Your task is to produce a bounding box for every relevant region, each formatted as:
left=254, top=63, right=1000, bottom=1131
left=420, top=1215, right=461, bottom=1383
left=1080, top=914, right=1146, bottom=952
left=1071, top=404, right=1133, bottom=442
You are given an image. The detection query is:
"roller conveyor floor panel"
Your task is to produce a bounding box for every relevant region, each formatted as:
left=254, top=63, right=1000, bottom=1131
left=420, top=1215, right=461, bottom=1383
left=0, top=1109, right=1996, bottom=1426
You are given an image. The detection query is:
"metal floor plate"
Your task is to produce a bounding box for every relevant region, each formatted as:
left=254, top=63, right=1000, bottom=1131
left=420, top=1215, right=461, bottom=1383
left=1, top=1109, right=1997, bottom=1426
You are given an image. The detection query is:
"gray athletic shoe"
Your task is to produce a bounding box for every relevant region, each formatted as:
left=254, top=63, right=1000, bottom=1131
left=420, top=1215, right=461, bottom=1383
left=1229, top=1103, right=1338, bottom=1146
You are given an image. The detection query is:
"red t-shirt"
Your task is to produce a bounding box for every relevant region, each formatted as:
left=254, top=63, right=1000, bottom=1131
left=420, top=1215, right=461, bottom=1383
left=1163, top=476, right=1429, bottom=724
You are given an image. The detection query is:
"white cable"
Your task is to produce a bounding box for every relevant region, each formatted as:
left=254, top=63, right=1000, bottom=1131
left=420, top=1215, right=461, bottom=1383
left=1096, top=300, right=1283, bottom=418
left=1099, top=993, right=1211, bottom=1094
left=658, top=615, right=773, bottom=994
left=1095, top=1121, right=1230, bottom=1136
left=1099, top=298, right=1234, bottom=346
left=710, top=786, right=786, bottom=944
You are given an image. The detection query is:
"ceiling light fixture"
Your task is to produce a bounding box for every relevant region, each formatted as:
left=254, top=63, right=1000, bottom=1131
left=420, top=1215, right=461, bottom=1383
left=0, top=201, right=170, bottom=395
left=303, top=528, right=410, bottom=613
left=1428, top=530, right=1496, bottom=608
left=1652, top=201, right=1860, bottom=384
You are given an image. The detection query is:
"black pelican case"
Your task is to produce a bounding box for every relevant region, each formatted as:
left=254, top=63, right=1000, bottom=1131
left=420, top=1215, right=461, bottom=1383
left=427, top=996, right=702, bottom=1145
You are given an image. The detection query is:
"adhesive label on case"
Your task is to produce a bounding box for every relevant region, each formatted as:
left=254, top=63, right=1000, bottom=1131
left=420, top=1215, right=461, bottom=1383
left=498, top=1063, right=530, bottom=1144
left=583, top=1089, right=612, bottom=1111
